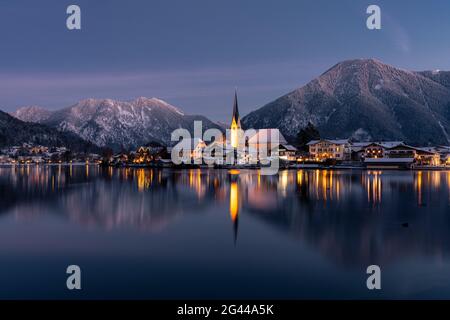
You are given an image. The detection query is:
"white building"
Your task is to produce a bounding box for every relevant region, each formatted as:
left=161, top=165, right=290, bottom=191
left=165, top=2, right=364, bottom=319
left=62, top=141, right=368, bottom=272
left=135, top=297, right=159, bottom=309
left=307, top=139, right=350, bottom=161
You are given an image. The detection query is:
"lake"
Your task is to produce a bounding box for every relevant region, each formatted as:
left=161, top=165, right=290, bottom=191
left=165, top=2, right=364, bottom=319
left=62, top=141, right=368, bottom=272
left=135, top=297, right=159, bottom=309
left=0, top=165, right=450, bottom=299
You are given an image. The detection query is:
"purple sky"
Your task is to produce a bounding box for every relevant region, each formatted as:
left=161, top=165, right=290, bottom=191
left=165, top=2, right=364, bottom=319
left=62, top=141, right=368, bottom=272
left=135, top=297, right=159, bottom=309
left=1, top=0, right=450, bottom=121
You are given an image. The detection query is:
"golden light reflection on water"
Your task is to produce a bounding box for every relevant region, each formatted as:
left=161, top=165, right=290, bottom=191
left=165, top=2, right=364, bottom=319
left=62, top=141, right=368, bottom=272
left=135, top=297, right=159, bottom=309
left=3, top=166, right=449, bottom=216
left=229, top=181, right=240, bottom=244
left=430, top=170, right=441, bottom=189
left=297, top=170, right=304, bottom=186
left=416, top=171, right=423, bottom=206
left=295, top=169, right=342, bottom=202
left=187, top=169, right=206, bottom=198
left=230, top=182, right=239, bottom=222
left=365, top=171, right=382, bottom=205
left=3, top=165, right=450, bottom=290
left=137, top=169, right=145, bottom=192
left=448, top=171, right=450, bottom=202
left=136, top=168, right=153, bottom=192
left=279, top=170, right=289, bottom=196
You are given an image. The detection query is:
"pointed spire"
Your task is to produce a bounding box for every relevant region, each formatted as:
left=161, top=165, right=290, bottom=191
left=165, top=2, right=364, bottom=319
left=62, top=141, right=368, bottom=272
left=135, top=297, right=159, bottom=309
left=232, top=89, right=240, bottom=126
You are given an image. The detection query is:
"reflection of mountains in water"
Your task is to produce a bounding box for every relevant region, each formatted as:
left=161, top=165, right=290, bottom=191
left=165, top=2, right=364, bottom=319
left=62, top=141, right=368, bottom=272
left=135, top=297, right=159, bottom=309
left=0, top=167, right=229, bottom=231
left=1, top=167, right=450, bottom=266
left=244, top=170, right=450, bottom=267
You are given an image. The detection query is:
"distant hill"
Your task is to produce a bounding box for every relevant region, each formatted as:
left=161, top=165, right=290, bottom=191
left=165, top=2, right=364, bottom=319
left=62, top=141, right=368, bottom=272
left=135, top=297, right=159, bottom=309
left=12, top=97, right=222, bottom=150
left=242, top=59, right=450, bottom=145
left=0, top=110, right=99, bottom=152
left=11, top=106, right=52, bottom=123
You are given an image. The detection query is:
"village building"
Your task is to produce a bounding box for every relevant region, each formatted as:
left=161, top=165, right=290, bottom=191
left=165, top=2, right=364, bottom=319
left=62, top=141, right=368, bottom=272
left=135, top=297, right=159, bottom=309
left=30, top=145, right=49, bottom=154
left=178, top=138, right=207, bottom=164
left=133, top=146, right=152, bottom=164
left=307, top=139, right=351, bottom=161
left=364, top=143, right=441, bottom=168
left=279, top=144, right=297, bottom=161
left=0, top=155, right=12, bottom=163
left=363, top=141, right=403, bottom=159
left=385, top=144, right=416, bottom=159
left=349, top=142, right=371, bottom=161
left=112, top=153, right=129, bottom=166
left=432, top=146, right=450, bottom=165
left=364, top=143, right=387, bottom=158
left=413, top=148, right=441, bottom=166
left=350, top=141, right=403, bottom=161
left=247, top=128, right=289, bottom=162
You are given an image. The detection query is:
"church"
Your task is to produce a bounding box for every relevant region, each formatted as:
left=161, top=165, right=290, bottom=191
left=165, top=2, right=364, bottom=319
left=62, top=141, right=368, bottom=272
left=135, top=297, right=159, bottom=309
left=215, top=90, right=297, bottom=165
left=184, top=90, right=298, bottom=165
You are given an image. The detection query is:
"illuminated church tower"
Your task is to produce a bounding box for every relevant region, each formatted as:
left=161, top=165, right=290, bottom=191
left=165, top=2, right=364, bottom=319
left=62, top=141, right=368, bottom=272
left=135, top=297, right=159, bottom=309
left=230, top=90, right=241, bottom=149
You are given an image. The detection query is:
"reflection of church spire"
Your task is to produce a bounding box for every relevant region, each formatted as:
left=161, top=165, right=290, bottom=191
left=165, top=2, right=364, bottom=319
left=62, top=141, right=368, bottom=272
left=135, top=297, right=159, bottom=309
left=233, top=215, right=239, bottom=246
left=230, top=182, right=240, bottom=245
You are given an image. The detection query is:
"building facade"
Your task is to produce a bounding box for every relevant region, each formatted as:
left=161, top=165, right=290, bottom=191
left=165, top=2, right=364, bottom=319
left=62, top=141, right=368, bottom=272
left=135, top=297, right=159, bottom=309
left=307, top=139, right=350, bottom=161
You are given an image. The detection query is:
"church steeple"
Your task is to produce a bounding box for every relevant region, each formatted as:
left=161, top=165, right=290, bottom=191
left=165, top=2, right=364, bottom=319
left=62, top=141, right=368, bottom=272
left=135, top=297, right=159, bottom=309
left=230, top=90, right=241, bottom=148
left=232, top=89, right=241, bottom=127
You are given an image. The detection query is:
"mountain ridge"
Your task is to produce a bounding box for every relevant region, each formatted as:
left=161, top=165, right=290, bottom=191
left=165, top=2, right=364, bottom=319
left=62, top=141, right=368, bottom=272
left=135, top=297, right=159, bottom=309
left=12, top=97, right=221, bottom=150
left=0, top=110, right=100, bottom=152
left=242, top=58, right=450, bottom=145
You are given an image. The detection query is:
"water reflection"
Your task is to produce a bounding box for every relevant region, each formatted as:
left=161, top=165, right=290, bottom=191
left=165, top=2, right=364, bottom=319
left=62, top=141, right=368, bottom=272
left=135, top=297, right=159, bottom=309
left=364, top=171, right=382, bottom=205
left=0, top=166, right=449, bottom=267
left=230, top=181, right=239, bottom=244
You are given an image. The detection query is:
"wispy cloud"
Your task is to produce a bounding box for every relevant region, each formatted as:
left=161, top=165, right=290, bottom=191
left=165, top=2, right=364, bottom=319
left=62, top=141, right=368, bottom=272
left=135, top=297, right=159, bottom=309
left=384, top=13, right=411, bottom=54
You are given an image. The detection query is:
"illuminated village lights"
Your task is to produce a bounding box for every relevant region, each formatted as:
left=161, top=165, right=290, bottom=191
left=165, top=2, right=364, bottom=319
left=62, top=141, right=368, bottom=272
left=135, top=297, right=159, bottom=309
left=170, top=91, right=283, bottom=175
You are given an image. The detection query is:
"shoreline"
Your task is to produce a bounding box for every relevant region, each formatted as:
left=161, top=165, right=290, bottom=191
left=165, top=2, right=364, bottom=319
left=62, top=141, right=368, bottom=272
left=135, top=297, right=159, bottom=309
left=0, top=162, right=448, bottom=171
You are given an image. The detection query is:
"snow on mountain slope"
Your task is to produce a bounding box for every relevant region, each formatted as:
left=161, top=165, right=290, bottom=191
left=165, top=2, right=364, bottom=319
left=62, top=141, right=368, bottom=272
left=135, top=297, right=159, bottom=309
left=13, top=97, right=221, bottom=150
left=242, top=59, right=450, bottom=145
left=11, top=106, right=52, bottom=123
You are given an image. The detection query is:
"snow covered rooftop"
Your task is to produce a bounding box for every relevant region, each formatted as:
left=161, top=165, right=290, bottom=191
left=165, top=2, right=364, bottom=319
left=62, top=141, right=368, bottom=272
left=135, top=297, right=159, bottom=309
left=307, top=139, right=349, bottom=146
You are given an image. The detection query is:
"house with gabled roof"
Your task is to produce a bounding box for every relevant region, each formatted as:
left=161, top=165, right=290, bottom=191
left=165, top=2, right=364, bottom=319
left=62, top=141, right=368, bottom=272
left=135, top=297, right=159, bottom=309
left=307, top=139, right=351, bottom=161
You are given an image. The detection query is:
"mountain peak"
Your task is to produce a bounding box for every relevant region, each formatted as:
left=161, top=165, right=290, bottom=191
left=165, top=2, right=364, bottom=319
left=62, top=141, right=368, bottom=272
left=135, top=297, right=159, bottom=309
left=339, top=58, right=384, bottom=65
left=11, top=105, right=52, bottom=123
left=131, top=97, right=184, bottom=115
left=9, top=96, right=218, bottom=149
left=322, top=58, right=397, bottom=77
left=242, top=58, right=450, bottom=145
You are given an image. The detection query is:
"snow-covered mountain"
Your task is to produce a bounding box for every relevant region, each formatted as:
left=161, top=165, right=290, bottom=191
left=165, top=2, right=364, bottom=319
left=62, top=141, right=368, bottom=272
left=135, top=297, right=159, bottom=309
left=242, top=59, right=450, bottom=145
left=0, top=110, right=99, bottom=152
left=12, top=97, right=221, bottom=150
left=11, top=106, right=52, bottom=123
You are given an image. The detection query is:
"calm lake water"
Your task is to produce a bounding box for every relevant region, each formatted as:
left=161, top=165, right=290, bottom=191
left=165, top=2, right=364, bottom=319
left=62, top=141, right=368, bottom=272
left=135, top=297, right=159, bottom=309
left=0, top=165, right=450, bottom=299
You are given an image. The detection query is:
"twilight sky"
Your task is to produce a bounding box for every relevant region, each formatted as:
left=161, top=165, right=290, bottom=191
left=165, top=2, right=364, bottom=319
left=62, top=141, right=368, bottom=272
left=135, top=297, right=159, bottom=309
left=1, top=0, right=450, bottom=121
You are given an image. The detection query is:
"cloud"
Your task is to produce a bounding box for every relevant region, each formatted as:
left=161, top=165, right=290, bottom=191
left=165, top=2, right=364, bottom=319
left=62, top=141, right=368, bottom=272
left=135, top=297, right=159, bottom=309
left=384, top=13, right=411, bottom=54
